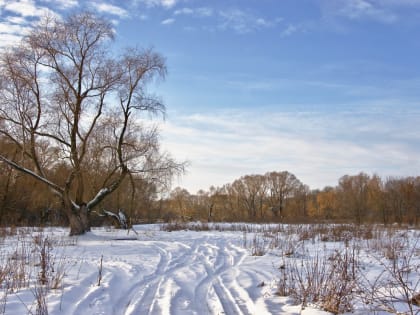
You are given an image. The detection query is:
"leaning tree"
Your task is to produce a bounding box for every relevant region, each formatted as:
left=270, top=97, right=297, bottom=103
left=0, top=12, right=184, bottom=235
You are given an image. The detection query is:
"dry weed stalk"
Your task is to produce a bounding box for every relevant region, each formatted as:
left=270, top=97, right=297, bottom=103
left=359, top=236, right=420, bottom=315
left=275, top=224, right=420, bottom=314
left=97, top=255, right=103, bottom=286
left=32, top=284, right=48, bottom=315
left=0, top=228, right=71, bottom=314
left=278, top=245, right=358, bottom=314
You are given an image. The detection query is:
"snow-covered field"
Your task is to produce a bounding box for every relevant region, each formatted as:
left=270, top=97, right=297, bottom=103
left=0, top=224, right=419, bottom=315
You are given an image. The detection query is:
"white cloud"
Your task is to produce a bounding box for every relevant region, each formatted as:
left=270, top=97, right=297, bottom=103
left=281, top=24, right=298, bottom=37
left=319, top=0, right=420, bottom=28
left=40, top=0, right=78, bottom=9
left=174, top=7, right=213, bottom=18
left=160, top=107, right=420, bottom=193
left=196, top=7, right=213, bottom=17
left=218, top=9, right=280, bottom=34
left=218, top=9, right=252, bottom=33
left=323, top=0, right=398, bottom=24
left=255, top=18, right=270, bottom=27
left=374, top=0, right=420, bottom=6
left=137, top=0, right=177, bottom=9
left=5, top=16, right=27, bottom=24
left=0, top=0, right=63, bottom=49
left=174, top=7, right=193, bottom=15
left=0, top=32, right=24, bottom=49
left=160, top=0, right=176, bottom=8
left=91, top=2, right=128, bottom=18
left=161, top=18, right=175, bottom=25
left=3, top=0, right=35, bottom=17
left=348, top=0, right=396, bottom=22
left=0, top=22, right=31, bottom=35
left=3, top=0, right=54, bottom=17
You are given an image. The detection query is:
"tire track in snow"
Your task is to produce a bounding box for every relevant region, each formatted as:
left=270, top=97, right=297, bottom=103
left=185, top=239, right=250, bottom=315
left=63, top=261, right=104, bottom=314
left=121, top=239, right=204, bottom=315
left=220, top=244, right=254, bottom=315
left=205, top=242, right=249, bottom=315
left=110, top=235, right=262, bottom=315
left=70, top=259, right=134, bottom=315
left=110, top=240, right=196, bottom=314
left=121, top=245, right=170, bottom=315
left=192, top=261, right=218, bottom=314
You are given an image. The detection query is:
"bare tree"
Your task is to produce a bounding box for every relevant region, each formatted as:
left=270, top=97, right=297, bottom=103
left=0, top=12, right=184, bottom=235
left=231, top=175, right=267, bottom=219
left=265, top=171, right=301, bottom=220
left=337, top=173, right=370, bottom=224
left=169, top=187, right=192, bottom=220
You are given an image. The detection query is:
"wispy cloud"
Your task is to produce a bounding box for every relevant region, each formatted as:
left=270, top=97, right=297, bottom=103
left=174, top=7, right=213, bottom=17
left=320, top=0, right=420, bottom=24
left=218, top=9, right=281, bottom=34
left=196, top=7, right=213, bottom=17
left=161, top=107, right=420, bottom=193
left=3, top=0, right=57, bottom=18
left=170, top=7, right=280, bottom=34
left=0, top=0, right=58, bottom=49
left=137, top=0, right=177, bottom=9
left=161, top=17, right=175, bottom=25
left=0, top=21, right=32, bottom=35
left=159, top=6, right=282, bottom=34
left=339, top=0, right=397, bottom=23
left=372, top=0, right=420, bottom=7
left=174, top=7, right=193, bottom=15
left=281, top=24, right=299, bottom=37
left=4, top=15, right=26, bottom=24
left=40, top=0, right=79, bottom=9
left=0, top=0, right=135, bottom=50
left=91, top=2, right=129, bottom=18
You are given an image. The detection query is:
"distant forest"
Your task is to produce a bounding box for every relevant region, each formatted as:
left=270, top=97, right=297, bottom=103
left=1, top=149, right=419, bottom=226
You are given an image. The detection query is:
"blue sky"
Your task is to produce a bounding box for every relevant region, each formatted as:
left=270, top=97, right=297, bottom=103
left=1, top=0, right=420, bottom=193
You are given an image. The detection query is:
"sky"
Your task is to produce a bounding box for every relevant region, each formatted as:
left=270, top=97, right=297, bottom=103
left=1, top=0, right=420, bottom=193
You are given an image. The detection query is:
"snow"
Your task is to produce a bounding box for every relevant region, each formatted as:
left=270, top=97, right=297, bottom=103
left=87, top=188, right=110, bottom=210
left=0, top=224, right=419, bottom=315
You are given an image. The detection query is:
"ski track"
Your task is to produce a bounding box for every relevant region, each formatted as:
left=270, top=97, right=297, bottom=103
left=62, top=234, right=275, bottom=315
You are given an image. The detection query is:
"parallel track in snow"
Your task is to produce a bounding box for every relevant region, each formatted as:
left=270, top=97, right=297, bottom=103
left=101, top=235, right=271, bottom=315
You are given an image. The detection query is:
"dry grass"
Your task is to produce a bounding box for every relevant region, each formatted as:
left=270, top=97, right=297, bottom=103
left=0, top=228, right=73, bottom=314
left=277, top=245, right=359, bottom=314
left=273, top=224, right=420, bottom=315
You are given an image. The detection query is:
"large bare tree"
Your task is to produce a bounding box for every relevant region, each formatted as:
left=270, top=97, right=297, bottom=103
left=0, top=12, right=183, bottom=235
left=265, top=171, right=301, bottom=219
left=231, top=175, right=267, bottom=219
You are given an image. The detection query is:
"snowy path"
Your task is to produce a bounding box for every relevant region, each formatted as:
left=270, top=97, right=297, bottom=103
left=49, top=228, right=288, bottom=315
left=115, top=237, right=249, bottom=315
left=3, top=225, right=419, bottom=315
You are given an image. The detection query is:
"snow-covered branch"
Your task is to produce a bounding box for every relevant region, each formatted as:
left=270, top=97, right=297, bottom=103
left=100, top=209, right=128, bottom=229
left=87, top=188, right=110, bottom=210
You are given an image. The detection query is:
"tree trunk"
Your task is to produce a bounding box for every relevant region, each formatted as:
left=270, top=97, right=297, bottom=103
left=79, top=203, right=91, bottom=232
left=63, top=196, right=91, bottom=236
left=68, top=213, right=87, bottom=236
left=68, top=209, right=91, bottom=236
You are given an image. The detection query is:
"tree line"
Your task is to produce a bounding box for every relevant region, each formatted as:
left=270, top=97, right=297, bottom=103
left=163, top=171, right=420, bottom=225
